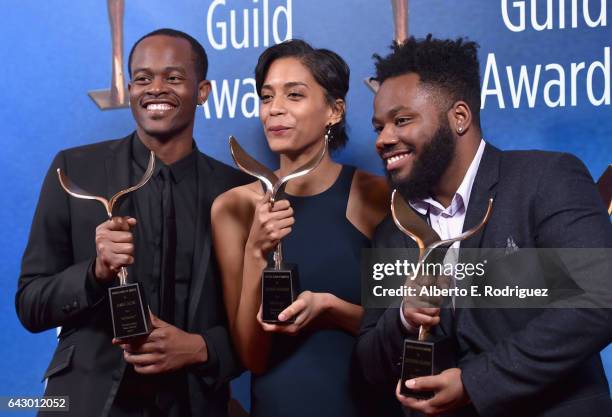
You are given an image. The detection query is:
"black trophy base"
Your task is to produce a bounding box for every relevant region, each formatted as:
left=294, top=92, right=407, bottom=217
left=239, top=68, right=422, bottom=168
left=400, top=334, right=453, bottom=399
left=261, top=264, right=300, bottom=324
left=109, top=282, right=152, bottom=341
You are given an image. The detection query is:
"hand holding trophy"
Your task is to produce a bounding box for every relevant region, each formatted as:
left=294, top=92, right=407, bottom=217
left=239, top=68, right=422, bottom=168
left=57, top=151, right=155, bottom=340
left=229, top=135, right=328, bottom=323
left=391, top=189, right=493, bottom=399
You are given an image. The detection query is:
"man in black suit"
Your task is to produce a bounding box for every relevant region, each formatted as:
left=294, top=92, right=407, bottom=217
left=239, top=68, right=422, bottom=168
left=16, top=29, right=249, bottom=416
left=357, top=35, right=612, bottom=416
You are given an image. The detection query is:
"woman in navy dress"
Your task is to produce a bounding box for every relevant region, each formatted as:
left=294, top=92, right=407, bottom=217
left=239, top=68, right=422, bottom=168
left=211, top=40, right=389, bottom=417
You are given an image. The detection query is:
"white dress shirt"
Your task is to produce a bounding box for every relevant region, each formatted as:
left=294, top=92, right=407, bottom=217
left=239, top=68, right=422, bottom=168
left=399, top=139, right=486, bottom=332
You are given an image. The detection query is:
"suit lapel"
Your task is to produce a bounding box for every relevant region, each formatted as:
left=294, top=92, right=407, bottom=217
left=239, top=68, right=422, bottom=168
left=460, top=144, right=501, bottom=250
left=454, top=144, right=500, bottom=320
left=187, top=153, right=215, bottom=327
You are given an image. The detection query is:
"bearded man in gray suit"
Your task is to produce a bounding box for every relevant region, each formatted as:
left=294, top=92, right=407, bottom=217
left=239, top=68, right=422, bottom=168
left=357, top=35, right=612, bottom=417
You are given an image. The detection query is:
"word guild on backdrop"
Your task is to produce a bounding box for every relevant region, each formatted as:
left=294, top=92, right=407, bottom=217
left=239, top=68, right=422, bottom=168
left=202, top=0, right=293, bottom=120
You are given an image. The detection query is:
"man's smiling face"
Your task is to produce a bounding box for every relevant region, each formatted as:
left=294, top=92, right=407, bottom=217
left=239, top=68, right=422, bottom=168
left=128, top=35, right=203, bottom=142
left=372, top=73, right=456, bottom=200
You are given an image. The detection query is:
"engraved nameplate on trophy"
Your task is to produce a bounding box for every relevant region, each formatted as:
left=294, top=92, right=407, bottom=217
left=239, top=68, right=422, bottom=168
left=229, top=135, right=327, bottom=323
left=57, top=151, right=155, bottom=340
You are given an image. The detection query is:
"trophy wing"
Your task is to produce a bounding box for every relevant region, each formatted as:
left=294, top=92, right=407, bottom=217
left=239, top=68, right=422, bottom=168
left=57, top=169, right=111, bottom=217
left=391, top=189, right=440, bottom=254
left=109, top=150, right=156, bottom=212
left=425, top=198, right=494, bottom=259
left=364, top=77, right=380, bottom=93
left=229, top=136, right=278, bottom=193
left=363, top=0, right=408, bottom=93
left=274, top=138, right=328, bottom=198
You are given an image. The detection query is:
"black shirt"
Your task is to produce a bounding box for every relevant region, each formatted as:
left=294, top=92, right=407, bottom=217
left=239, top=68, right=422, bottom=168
left=109, top=134, right=199, bottom=416
left=131, top=134, right=197, bottom=330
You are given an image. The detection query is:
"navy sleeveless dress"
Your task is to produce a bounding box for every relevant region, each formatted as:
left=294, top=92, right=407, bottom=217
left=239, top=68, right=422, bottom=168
left=250, top=165, right=372, bottom=417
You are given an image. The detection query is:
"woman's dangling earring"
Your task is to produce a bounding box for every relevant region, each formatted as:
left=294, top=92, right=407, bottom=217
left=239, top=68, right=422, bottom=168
left=325, top=125, right=332, bottom=144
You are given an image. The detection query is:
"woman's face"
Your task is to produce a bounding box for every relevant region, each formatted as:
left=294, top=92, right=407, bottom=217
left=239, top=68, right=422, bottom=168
left=259, top=57, right=341, bottom=156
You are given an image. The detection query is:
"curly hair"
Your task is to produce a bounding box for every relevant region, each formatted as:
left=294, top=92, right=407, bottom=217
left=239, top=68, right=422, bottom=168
left=373, top=35, right=481, bottom=127
left=255, top=39, right=350, bottom=151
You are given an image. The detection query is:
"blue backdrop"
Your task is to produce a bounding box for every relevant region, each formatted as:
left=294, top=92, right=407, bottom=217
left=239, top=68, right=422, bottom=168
left=1, top=1, right=610, bottom=414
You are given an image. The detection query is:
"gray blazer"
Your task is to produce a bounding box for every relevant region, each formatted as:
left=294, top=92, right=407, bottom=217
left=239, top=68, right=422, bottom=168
left=356, top=144, right=612, bottom=417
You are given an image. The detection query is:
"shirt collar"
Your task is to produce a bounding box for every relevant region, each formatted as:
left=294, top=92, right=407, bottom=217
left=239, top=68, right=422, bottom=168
left=410, top=138, right=486, bottom=217
left=132, top=133, right=198, bottom=183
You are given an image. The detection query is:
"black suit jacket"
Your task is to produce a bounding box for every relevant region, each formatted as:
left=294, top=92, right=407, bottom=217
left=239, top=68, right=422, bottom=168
left=356, top=144, right=612, bottom=417
left=16, top=134, right=251, bottom=417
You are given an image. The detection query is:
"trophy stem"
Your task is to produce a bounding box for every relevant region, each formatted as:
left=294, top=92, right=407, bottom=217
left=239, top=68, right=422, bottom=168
left=108, top=0, right=126, bottom=105
left=102, top=211, right=129, bottom=286
left=273, top=242, right=283, bottom=270
left=364, top=0, right=408, bottom=92
left=88, top=0, right=128, bottom=109
left=391, top=0, right=409, bottom=45
left=418, top=325, right=429, bottom=341
left=118, top=267, right=128, bottom=286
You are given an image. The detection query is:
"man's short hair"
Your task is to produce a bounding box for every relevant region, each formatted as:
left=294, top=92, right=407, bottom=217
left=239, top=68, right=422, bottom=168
left=128, top=28, right=208, bottom=82
left=373, top=35, right=481, bottom=127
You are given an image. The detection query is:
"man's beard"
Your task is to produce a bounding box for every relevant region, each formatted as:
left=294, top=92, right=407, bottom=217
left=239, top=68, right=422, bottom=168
left=387, top=121, right=456, bottom=201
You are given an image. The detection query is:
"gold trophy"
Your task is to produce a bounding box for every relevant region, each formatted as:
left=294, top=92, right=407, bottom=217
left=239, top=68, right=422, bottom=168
left=391, top=189, right=493, bottom=398
left=88, top=0, right=129, bottom=109
left=57, top=151, right=155, bottom=340
left=229, top=136, right=328, bottom=323
left=365, top=0, right=409, bottom=93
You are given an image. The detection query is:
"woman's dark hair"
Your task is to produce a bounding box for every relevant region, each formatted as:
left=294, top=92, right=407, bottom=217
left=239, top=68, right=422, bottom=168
left=255, top=39, right=350, bottom=151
